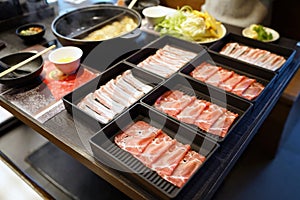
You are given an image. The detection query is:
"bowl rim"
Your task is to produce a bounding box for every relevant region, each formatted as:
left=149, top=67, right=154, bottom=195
left=48, top=46, right=83, bottom=64
left=51, top=4, right=142, bottom=43
left=16, top=23, right=46, bottom=37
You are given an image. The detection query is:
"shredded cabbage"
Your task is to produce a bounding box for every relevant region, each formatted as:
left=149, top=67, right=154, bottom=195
left=154, top=6, right=222, bottom=42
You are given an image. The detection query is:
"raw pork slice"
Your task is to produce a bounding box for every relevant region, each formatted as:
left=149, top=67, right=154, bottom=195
left=122, top=70, right=153, bottom=94
left=241, top=82, right=264, bottom=100
left=208, top=111, right=238, bottom=137
left=190, top=62, right=220, bottom=82
left=154, top=90, right=196, bottom=117
left=194, top=104, right=226, bottom=132
left=114, top=121, right=161, bottom=155
left=152, top=141, right=190, bottom=176
left=205, top=68, right=234, bottom=87
left=231, top=77, right=256, bottom=96
left=160, top=150, right=206, bottom=188
left=218, top=73, right=245, bottom=92
left=135, top=132, right=175, bottom=167
left=176, top=99, right=210, bottom=124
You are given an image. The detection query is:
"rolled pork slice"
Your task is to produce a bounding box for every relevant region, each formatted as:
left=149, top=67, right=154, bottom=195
left=122, top=70, right=153, bottom=94
left=114, top=121, right=162, bottom=155
left=93, top=89, right=125, bottom=114
left=159, top=150, right=206, bottom=188
left=152, top=140, right=190, bottom=176
left=81, top=93, right=116, bottom=120
left=99, top=85, right=131, bottom=107
left=78, top=98, right=110, bottom=124
left=115, top=75, right=144, bottom=99
left=106, top=79, right=137, bottom=105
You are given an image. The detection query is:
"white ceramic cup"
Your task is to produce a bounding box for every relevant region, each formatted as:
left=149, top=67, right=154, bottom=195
left=142, top=6, right=166, bottom=27
left=48, top=46, right=83, bottom=75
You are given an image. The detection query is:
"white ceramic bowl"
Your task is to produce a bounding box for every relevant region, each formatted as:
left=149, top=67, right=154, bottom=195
left=142, top=6, right=167, bottom=27
left=48, top=46, right=83, bottom=74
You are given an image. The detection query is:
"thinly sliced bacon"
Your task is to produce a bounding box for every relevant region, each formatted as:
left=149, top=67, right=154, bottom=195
left=152, top=141, right=190, bottom=176
left=122, top=70, right=153, bottom=94
left=154, top=90, right=196, bottom=117
left=159, top=150, right=206, bottom=188
left=162, top=45, right=197, bottom=60
left=135, top=132, right=175, bottom=167
left=205, top=68, right=234, bottom=87
left=93, top=89, right=125, bottom=114
left=241, top=82, right=264, bottom=100
left=231, top=77, right=256, bottom=96
left=208, top=111, right=238, bottom=137
left=218, top=73, right=245, bottom=92
left=114, top=121, right=161, bottom=155
left=220, top=42, right=286, bottom=71
left=78, top=101, right=110, bottom=124
left=138, top=61, right=174, bottom=78
left=176, top=99, right=210, bottom=124
left=228, top=45, right=248, bottom=58
left=190, top=62, right=220, bottom=82
left=194, top=104, right=226, bottom=132
left=115, top=75, right=144, bottom=99
left=106, top=79, right=137, bottom=105
left=80, top=93, right=116, bottom=120
left=99, top=86, right=131, bottom=107
left=220, top=42, right=239, bottom=55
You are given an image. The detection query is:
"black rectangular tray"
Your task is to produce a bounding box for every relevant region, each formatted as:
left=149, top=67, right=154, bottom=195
left=63, top=62, right=164, bottom=130
left=89, top=103, right=219, bottom=200
left=180, top=51, right=278, bottom=103
left=208, top=33, right=295, bottom=73
left=125, top=35, right=206, bottom=78
left=141, top=74, right=253, bottom=142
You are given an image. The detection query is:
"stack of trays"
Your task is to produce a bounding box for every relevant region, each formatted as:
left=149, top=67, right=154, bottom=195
left=62, top=34, right=295, bottom=199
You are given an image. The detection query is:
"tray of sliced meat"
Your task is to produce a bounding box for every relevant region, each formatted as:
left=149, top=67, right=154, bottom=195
left=180, top=51, right=277, bottom=102
left=125, top=35, right=205, bottom=78
left=141, top=74, right=253, bottom=142
left=208, top=33, right=295, bottom=73
left=63, top=62, right=164, bottom=129
left=89, top=103, right=219, bottom=200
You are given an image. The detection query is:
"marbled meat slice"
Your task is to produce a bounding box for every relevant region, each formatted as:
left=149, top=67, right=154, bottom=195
left=205, top=68, right=234, bottom=87
left=135, top=132, right=176, bottom=167
left=190, top=62, right=220, bottom=82
left=241, top=82, right=264, bottom=100
left=208, top=111, right=239, bottom=137
left=152, top=140, right=190, bottom=176
left=194, top=104, right=226, bottom=132
left=114, top=121, right=161, bottom=155
left=159, top=150, right=206, bottom=188
left=154, top=90, right=196, bottom=117
left=218, top=73, right=245, bottom=92
left=176, top=99, right=210, bottom=124
left=231, top=77, right=256, bottom=96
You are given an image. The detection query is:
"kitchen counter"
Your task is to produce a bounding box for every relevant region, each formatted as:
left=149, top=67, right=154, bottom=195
left=1, top=2, right=300, bottom=199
